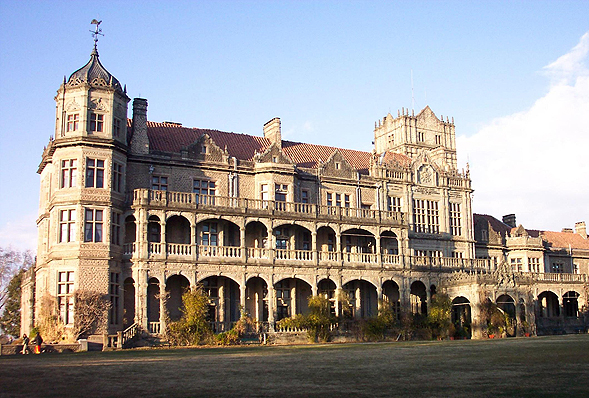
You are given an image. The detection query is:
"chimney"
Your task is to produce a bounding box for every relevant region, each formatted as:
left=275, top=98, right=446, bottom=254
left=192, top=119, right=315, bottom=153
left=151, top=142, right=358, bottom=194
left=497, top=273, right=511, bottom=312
left=263, top=117, right=281, bottom=149
left=575, top=221, right=587, bottom=239
left=130, top=98, right=149, bottom=155
left=502, top=214, right=516, bottom=228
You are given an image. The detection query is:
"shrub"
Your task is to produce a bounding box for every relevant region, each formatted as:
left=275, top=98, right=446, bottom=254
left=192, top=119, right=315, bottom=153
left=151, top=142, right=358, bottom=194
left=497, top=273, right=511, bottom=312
left=427, top=293, right=453, bottom=340
left=167, top=285, right=212, bottom=346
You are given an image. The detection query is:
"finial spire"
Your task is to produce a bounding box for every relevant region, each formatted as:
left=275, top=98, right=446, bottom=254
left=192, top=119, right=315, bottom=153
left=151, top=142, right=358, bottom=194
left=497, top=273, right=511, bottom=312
left=90, top=19, right=103, bottom=52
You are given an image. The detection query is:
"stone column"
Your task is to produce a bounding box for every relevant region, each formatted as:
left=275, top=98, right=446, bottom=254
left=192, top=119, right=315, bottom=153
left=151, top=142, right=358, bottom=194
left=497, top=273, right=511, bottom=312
left=160, top=219, right=166, bottom=258
left=239, top=281, right=246, bottom=313
left=240, top=226, right=246, bottom=262
left=336, top=231, right=342, bottom=263
left=376, top=232, right=382, bottom=267
left=312, top=231, right=317, bottom=264
left=191, top=221, right=197, bottom=262
left=159, top=280, right=166, bottom=334
left=136, top=268, right=148, bottom=330
left=377, top=284, right=383, bottom=313
left=426, top=284, right=432, bottom=315
left=268, top=283, right=276, bottom=332
left=291, top=281, right=297, bottom=317
left=219, top=282, right=225, bottom=324
left=335, top=287, right=342, bottom=317
left=355, top=285, right=361, bottom=318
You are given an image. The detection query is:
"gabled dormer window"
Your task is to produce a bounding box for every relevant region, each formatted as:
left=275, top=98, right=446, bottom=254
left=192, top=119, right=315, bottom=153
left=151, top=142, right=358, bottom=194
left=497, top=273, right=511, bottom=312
left=89, top=113, right=103, bottom=132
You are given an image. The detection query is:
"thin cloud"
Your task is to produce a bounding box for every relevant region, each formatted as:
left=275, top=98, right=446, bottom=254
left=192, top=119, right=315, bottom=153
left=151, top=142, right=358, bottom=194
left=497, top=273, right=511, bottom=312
left=458, top=33, right=589, bottom=231
left=0, top=213, right=38, bottom=253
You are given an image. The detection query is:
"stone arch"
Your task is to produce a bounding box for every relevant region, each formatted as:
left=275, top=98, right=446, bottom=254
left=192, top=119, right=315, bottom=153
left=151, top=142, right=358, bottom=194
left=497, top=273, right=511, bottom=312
left=147, top=277, right=161, bottom=329
left=342, top=279, right=378, bottom=318
left=123, top=277, right=135, bottom=328
left=380, top=230, right=399, bottom=255
left=245, top=221, right=268, bottom=257
left=318, top=278, right=337, bottom=316
left=124, top=215, right=136, bottom=244
left=274, top=277, right=313, bottom=320
left=245, top=276, right=268, bottom=322
left=166, top=215, right=191, bottom=244
left=199, top=275, right=241, bottom=331
left=563, top=291, right=580, bottom=318
left=538, top=291, right=560, bottom=318
left=165, top=274, right=190, bottom=322
left=451, top=296, right=472, bottom=338
left=317, top=225, right=337, bottom=258
left=196, top=218, right=241, bottom=248
left=410, top=281, right=427, bottom=315
left=382, top=280, right=401, bottom=320
left=148, top=215, right=161, bottom=243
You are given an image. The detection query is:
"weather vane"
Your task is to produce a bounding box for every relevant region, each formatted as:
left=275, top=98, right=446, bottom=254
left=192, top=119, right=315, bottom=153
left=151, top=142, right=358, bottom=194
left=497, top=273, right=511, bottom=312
left=90, top=19, right=103, bottom=49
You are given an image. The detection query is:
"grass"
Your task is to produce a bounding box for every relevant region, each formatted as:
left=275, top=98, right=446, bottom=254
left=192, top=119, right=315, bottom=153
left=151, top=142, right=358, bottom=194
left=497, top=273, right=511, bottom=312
left=2, top=335, right=589, bottom=397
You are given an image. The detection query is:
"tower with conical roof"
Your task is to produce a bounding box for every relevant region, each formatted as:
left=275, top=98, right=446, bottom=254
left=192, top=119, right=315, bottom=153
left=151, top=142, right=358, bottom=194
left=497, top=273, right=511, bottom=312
left=29, top=21, right=130, bottom=337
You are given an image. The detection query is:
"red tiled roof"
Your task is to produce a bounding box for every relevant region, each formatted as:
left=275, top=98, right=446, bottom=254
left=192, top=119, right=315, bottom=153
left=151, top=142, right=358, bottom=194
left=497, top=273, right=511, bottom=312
left=540, top=230, right=589, bottom=250
left=139, top=120, right=411, bottom=172
left=474, top=214, right=589, bottom=250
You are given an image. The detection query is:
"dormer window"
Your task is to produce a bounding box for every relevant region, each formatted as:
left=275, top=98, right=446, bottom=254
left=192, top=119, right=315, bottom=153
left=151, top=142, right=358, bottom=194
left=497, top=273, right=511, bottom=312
left=335, top=162, right=341, bottom=170
left=89, top=113, right=103, bottom=132
left=67, top=114, right=79, bottom=132
left=201, top=145, right=207, bottom=154
left=272, top=156, right=278, bottom=163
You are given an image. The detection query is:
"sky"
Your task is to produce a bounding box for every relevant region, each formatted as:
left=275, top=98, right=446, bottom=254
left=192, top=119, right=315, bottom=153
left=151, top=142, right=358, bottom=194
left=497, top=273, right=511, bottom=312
left=0, top=1, right=588, bottom=252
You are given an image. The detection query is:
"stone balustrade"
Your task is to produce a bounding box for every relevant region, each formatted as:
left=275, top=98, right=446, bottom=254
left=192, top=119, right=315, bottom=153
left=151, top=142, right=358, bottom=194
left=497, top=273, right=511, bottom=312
left=132, top=189, right=404, bottom=225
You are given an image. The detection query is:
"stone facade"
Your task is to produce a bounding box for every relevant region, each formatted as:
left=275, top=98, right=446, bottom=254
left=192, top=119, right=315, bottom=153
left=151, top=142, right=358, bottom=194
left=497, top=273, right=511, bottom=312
left=22, top=45, right=588, bottom=341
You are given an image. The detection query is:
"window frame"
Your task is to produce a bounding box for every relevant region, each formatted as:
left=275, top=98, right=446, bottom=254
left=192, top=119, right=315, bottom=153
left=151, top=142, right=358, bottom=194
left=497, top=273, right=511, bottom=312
left=84, top=208, right=103, bottom=243
left=85, top=158, right=105, bottom=188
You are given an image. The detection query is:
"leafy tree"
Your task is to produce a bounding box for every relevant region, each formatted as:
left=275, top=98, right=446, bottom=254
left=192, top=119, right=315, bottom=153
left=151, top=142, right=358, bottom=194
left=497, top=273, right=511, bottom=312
left=0, top=269, right=25, bottom=336
left=0, top=247, right=34, bottom=312
left=167, top=285, right=212, bottom=346
left=73, top=290, right=111, bottom=340
left=427, top=293, right=453, bottom=339
left=479, top=298, right=507, bottom=336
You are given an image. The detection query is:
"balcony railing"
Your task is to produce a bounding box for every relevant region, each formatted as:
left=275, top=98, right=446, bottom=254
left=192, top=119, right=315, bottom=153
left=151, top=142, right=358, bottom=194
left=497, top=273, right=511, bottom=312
left=132, top=189, right=404, bottom=225
left=124, top=243, right=503, bottom=272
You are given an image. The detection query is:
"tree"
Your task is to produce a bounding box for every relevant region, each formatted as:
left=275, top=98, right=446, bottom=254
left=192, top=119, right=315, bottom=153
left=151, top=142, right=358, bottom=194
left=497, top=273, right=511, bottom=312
left=0, top=269, right=25, bottom=336
left=427, top=293, right=453, bottom=339
left=73, top=290, right=111, bottom=340
left=167, top=285, right=212, bottom=346
left=0, top=247, right=34, bottom=312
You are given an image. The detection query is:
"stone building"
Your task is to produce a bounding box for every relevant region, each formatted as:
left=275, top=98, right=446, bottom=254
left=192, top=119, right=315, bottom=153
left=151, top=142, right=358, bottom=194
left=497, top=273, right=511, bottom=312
left=21, top=42, right=588, bottom=341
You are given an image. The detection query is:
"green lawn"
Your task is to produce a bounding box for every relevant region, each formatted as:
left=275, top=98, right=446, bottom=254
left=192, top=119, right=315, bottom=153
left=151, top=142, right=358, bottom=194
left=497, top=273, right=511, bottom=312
left=2, top=335, right=589, bottom=398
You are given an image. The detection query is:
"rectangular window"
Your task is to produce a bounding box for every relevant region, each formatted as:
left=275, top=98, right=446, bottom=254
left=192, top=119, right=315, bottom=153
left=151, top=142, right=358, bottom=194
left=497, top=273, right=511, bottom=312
left=449, top=203, right=462, bottom=236
left=59, top=209, right=76, bottom=243
left=417, top=131, right=425, bottom=142
left=344, top=194, right=350, bottom=208
left=66, top=114, right=79, bottom=132
left=152, top=175, right=168, bottom=191
left=112, top=162, right=123, bottom=193
left=387, top=196, right=402, bottom=213
left=529, top=257, right=540, bottom=273
left=435, top=135, right=442, bottom=145
left=113, top=118, right=121, bottom=138
left=194, top=179, right=216, bottom=204
left=510, top=258, right=523, bottom=272
left=301, top=190, right=309, bottom=204
left=61, top=159, right=77, bottom=188
left=85, top=158, right=104, bottom=188
left=89, top=113, right=104, bottom=132
left=275, top=184, right=287, bottom=202
left=111, top=211, right=121, bottom=246
left=412, top=199, right=439, bottom=233
left=109, top=272, right=120, bottom=325
left=551, top=262, right=563, bottom=273
left=327, top=192, right=333, bottom=207
left=335, top=193, right=341, bottom=207
left=84, top=209, right=103, bottom=242
left=202, top=223, right=218, bottom=246
left=58, top=271, right=74, bottom=325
